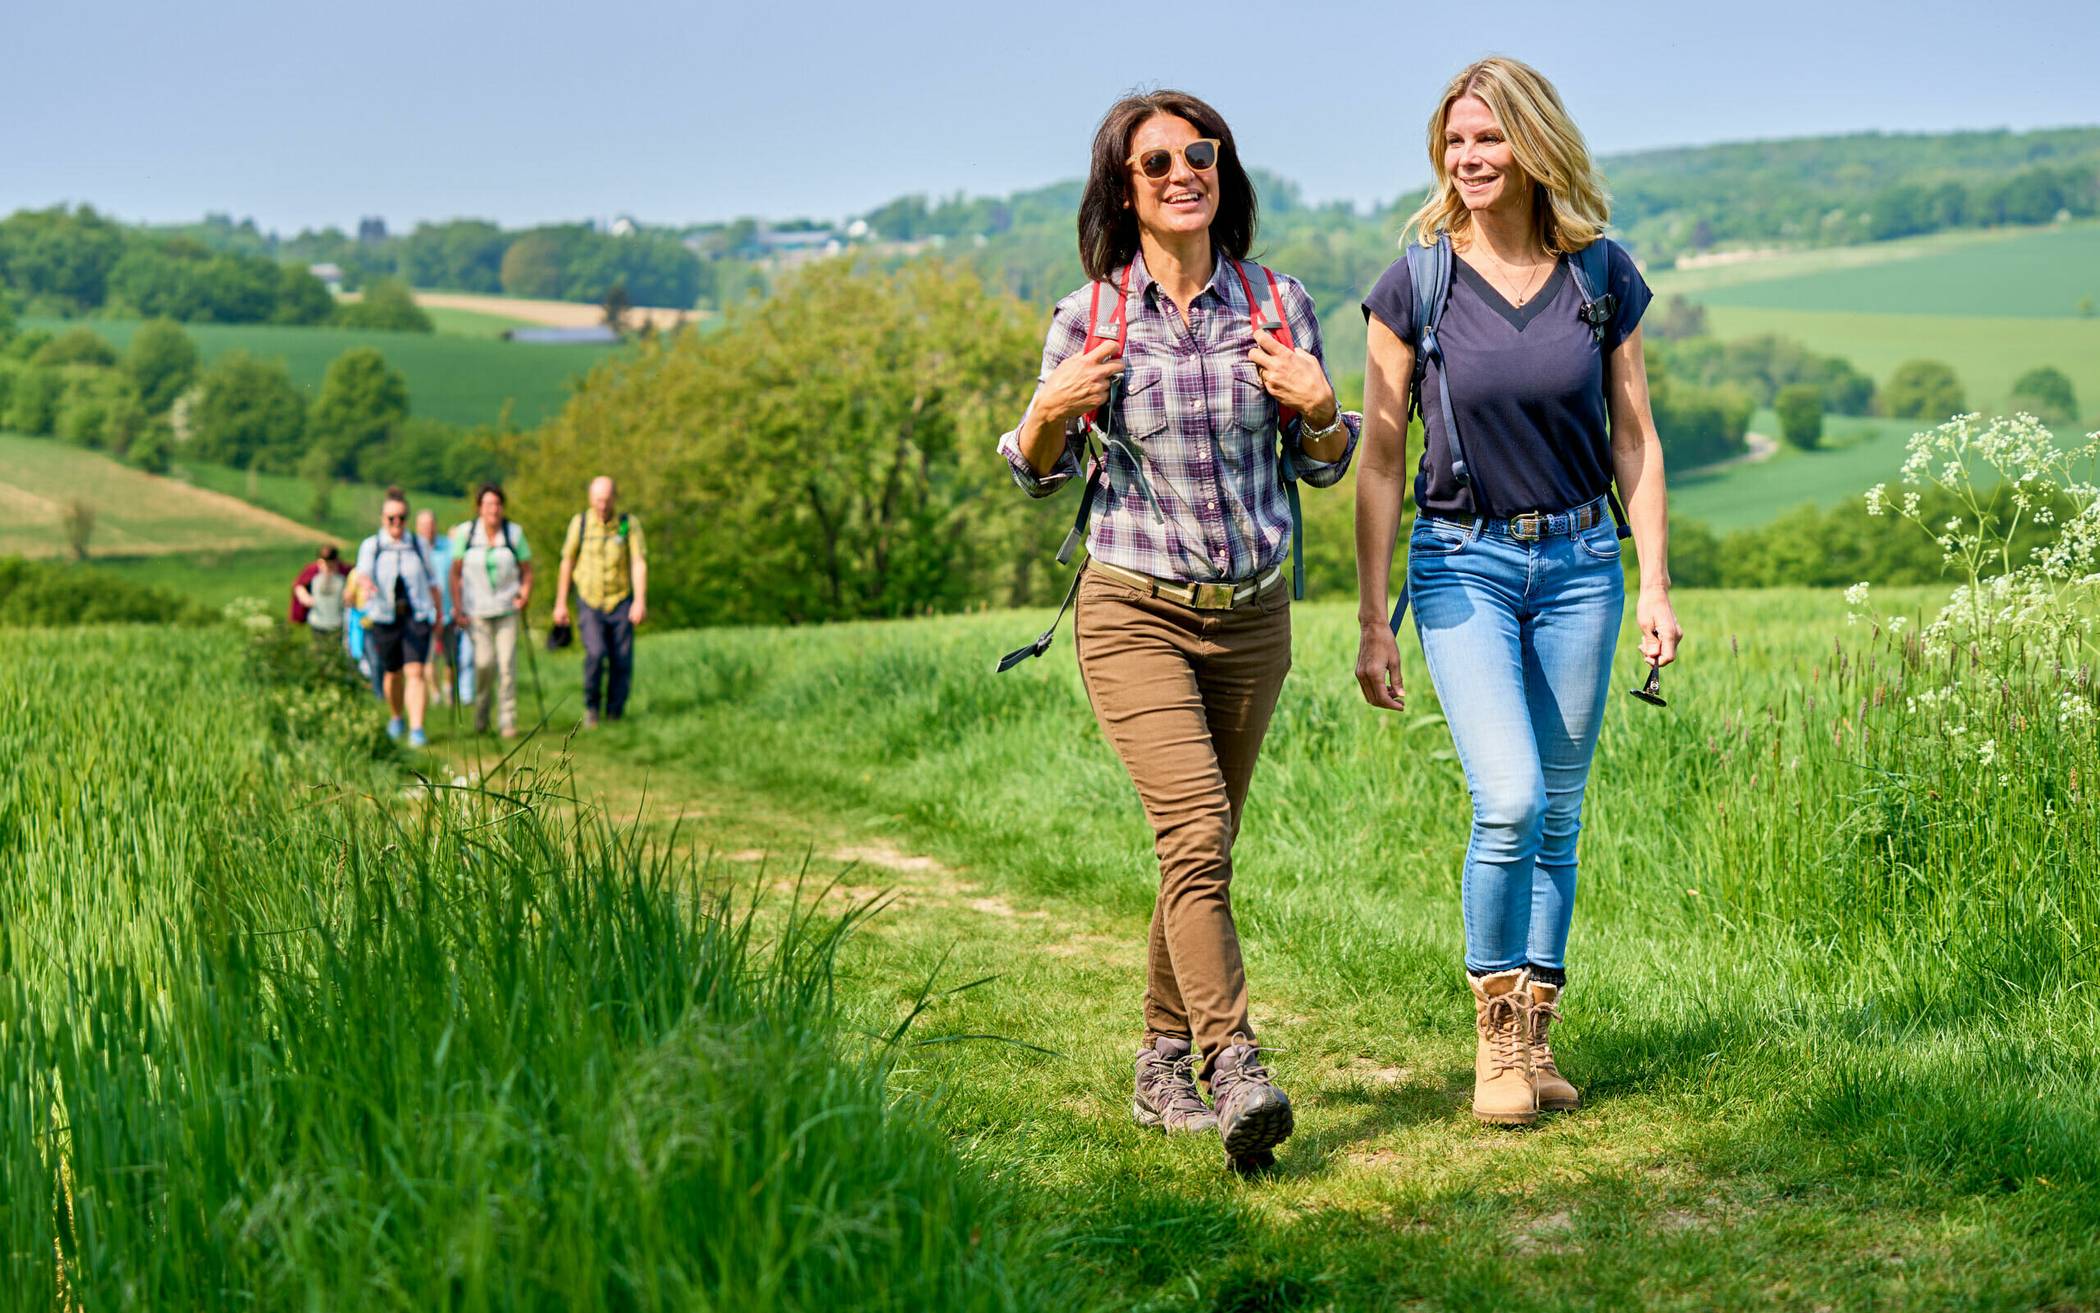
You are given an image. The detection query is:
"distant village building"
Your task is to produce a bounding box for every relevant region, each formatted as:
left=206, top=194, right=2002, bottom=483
left=309, top=262, right=345, bottom=294
left=608, top=214, right=639, bottom=238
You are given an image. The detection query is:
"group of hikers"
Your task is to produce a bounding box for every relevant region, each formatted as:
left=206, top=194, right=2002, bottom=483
left=997, top=58, right=1683, bottom=1170
left=288, top=475, right=648, bottom=745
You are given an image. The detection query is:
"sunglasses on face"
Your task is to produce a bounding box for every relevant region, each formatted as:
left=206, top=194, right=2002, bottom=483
left=1127, top=138, right=1220, bottom=180
left=384, top=513, right=406, bottom=523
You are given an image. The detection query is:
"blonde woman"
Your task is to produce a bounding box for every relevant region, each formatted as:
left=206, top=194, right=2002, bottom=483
left=1354, top=57, right=1682, bottom=1125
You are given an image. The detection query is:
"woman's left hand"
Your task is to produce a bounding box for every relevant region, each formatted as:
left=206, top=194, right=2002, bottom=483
left=1248, top=328, right=1336, bottom=426
left=1637, top=586, right=1683, bottom=669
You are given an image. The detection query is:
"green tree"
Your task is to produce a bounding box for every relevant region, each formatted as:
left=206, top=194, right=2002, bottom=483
left=191, top=351, right=307, bottom=469
left=333, top=277, right=432, bottom=332
left=124, top=318, right=199, bottom=413
left=509, top=259, right=1043, bottom=626
left=499, top=231, right=566, bottom=299
left=5, top=365, right=63, bottom=435
left=2009, top=365, right=2080, bottom=425
left=309, top=347, right=410, bottom=477
left=273, top=264, right=337, bottom=325
left=298, top=443, right=335, bottom=523
left=356, top=416, right=460, bottom=489
left=33, top=327, right=118, bottom=368
left=1775, top=384, right=1825, bottom=450
left=1882, top=359, right=1967, bottom=420
left=125, top=420, right=172, bottom=473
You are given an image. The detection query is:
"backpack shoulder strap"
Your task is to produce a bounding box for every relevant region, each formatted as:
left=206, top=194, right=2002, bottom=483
left=1078, top=265, right=1133, bottom=431
left=1230, top=259, right=1308, bottom=601
left=1404, top=232, right=1453, bottom=352
left=1568, top=238, right=1618, bottom=344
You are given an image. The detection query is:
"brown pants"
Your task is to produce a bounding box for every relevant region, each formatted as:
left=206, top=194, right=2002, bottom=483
left=1074, top=569, right=1291, bottom=1077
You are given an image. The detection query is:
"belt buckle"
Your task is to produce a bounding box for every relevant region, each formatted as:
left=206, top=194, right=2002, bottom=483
left=1190, top=581, right=1236, bottom=610
left=1510, top=513, right=1543, bottom=542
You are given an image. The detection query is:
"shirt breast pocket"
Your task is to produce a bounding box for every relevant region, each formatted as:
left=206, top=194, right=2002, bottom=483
left=1116, top=368, right=1168, bottom=441
left=1230, top=362, right=1274, bottom=434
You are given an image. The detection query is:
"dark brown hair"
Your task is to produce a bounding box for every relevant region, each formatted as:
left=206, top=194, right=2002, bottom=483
left=1077, top=90, right=1257, bottom=281
left=475, top=482, right=506, bottom=508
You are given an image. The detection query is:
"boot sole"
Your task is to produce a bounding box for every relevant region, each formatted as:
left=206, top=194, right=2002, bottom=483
left=1220, top=1092, right=1294, bottom=1158
left=1537, top=1096, right=1580, bottom=1113
left=1472, top=1107, right=1539, bottom=1126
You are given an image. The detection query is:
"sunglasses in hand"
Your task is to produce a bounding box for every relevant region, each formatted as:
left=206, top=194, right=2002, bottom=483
left=1127, top=138, right=1220, bottom=179
left=1628, top=661, right=1667, bottom=708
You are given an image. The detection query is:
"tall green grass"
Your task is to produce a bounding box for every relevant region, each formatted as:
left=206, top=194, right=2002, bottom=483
left=580, top=585, right=2100, bottom=1304
left=0, top=626, right=1056, bottom=1311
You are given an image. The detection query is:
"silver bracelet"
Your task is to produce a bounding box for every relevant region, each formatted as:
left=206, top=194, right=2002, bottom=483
left=1301, top=410, right=1346, bottom=440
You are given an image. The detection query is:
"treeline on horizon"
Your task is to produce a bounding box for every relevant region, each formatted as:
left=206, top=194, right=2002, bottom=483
left=2, top=125, right=2091, bottom=329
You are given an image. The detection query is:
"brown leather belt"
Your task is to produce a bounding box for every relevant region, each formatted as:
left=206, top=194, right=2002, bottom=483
left=1088, top=560, right=1286, bottom=611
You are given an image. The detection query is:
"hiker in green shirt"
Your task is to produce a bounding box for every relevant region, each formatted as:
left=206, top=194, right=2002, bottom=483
left=448, top=484, right=535, bottom=738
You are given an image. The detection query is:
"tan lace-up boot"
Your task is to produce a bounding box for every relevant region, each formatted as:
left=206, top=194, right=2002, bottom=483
left=1469, top=968, right=1537, bottom=1126
left=1525, top=979, right=1579, bottom=1112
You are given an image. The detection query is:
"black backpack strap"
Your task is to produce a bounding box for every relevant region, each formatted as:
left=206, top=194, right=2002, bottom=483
left=1569, top=239, right=1634, bottom=541
left=1392, top=233, right=1459, bottom=634
left=995, top=560, right=1088, bottom=673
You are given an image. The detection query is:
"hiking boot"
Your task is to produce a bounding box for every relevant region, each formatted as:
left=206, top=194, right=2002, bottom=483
left=584, top=709, right=600, bottom=731
left=1207, top=1037, right=1293, bottom=1162
left=1469, top=969, right=1538, bottom=1126
left=1525, top=979, right=1580, bottom=1112
left=1132, top=1036, right=1217, bottom=1135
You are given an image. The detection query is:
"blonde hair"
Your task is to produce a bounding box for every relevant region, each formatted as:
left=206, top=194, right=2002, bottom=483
left=1402, top=57, right=1611, bottom=255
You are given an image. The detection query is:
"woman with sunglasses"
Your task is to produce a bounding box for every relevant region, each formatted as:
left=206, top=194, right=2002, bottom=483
left=352, top=489, right=445, bottom=748
left=1354, top=57, right=1682, bottom=1126
left=999, top=90, right=1359, bottom=1168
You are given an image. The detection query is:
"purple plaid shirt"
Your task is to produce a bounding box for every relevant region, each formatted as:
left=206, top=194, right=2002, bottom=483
left=998, top=253, right=1360, bottom=584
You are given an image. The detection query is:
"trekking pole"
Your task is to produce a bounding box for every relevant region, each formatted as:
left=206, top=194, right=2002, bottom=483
left=519, top=608, right=548, bottom=727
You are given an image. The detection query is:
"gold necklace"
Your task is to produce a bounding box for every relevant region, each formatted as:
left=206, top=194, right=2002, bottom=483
left=1471, top=246, right=1552, bottom=306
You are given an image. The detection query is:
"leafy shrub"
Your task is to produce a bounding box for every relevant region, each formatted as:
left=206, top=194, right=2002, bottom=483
left=0, top=555, right=209, bottom=625
left=190, top=350, right=306, bottom=469
left=332, top=276, right=432, bottom=333
left=4, top=364, right=62, bottom=435
left=124, top=317, right=199, bottom=412
left=2009, top=364, right=2080, bottom=426
left=32, top=326, right=118, bottom=368
left=1883, top=359, right=1966, bottom=420
left=1776, top=383, right=1825, bottom=450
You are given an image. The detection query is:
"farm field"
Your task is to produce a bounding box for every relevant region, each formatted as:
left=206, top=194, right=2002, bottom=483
left=1698, top=305, right=2100, bottom=420
left=1676, top=222, right=2100, bottom=318
left=402, top=289, right=707, bottom=332
left=21, top=316, right=619, bottom=428
left=0, top=431, right=316, bottom=559
left=1669, top=412, right=1924, bottom=531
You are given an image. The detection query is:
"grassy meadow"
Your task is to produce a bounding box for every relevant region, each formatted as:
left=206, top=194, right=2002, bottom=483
left=1, top=626, right=1054, bottom=1310
left=13, top=567, right=2091, bottom=1307
left=21, top=315, right=618, bottom=427
left=0, top=431, right=315, bottom=559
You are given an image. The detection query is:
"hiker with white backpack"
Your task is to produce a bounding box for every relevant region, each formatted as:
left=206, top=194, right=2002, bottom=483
left=449, top=483, right=535, bottom=739
left=1354, top=57, right=1683, bottom=1128
left=996, top=90, right=1359, bottom=1171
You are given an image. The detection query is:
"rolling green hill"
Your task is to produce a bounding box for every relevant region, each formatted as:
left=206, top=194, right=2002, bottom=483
left=21, top=316, right=617, bottom=428
left=1680, top=222, right=2100, bottom=318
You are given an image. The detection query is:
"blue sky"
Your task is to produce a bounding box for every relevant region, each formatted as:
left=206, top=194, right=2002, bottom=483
left=9, top=0, right=2097, bottom=233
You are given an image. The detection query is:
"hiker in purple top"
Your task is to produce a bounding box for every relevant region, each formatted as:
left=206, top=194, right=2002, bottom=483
left=998, top=89, right=1360, bottom=1171
left=1354, top=57, right=1684, bottom=1129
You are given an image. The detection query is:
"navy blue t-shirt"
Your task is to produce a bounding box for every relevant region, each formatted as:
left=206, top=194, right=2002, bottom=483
left=1361, top=240, right=1651, bottom=520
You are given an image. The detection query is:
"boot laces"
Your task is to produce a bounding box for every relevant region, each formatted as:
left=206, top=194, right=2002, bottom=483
left=1529, top=996, right=1562, bottom=1071
left=1142, top=1050, right=1210, bottom=1118
left=1211, top=1046, right=1274, bottom=1107
left=1479, top=994, right=1527, bottom=1077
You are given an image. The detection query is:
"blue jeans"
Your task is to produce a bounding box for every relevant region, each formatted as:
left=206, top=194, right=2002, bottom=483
left=580, top=597, right=634, bottom=717
left=1408, top=509, right=1625, bottom=974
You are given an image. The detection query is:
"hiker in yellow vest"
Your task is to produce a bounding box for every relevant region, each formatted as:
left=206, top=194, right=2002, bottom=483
left=552, top=475, right=648, bottom=728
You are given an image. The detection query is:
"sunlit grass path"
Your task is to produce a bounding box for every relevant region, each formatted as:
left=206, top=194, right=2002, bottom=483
left=476, top=589, right=2100, bottom=1311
